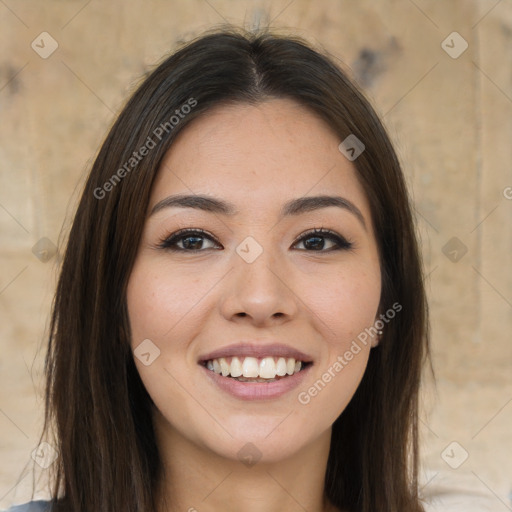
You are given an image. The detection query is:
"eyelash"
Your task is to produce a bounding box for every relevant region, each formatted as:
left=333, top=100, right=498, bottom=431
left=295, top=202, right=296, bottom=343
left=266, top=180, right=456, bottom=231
left=157, top=227, right=353, bottom=253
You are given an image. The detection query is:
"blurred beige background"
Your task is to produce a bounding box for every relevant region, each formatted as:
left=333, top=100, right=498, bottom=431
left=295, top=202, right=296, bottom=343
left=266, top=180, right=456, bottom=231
left=1, top=0, right=511, bottom=510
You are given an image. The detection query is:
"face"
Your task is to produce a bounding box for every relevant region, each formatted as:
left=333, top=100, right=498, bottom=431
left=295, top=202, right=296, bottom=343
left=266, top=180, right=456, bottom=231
left=126, top=98, right=382, bottom=464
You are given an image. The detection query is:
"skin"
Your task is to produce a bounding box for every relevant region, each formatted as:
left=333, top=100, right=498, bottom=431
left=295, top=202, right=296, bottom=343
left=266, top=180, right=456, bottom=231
left=126, top=98, right=382, bottom=512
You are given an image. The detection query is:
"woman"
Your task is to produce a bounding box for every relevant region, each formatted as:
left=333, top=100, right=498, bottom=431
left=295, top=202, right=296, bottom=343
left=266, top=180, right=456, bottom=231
left=7, top=27, right=430, bottom=512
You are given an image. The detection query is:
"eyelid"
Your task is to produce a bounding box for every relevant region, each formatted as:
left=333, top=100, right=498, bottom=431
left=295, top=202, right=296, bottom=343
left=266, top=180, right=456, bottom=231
left=157, top=228, right=221, bottom=250
left=291, top=227, right=352, bottom=248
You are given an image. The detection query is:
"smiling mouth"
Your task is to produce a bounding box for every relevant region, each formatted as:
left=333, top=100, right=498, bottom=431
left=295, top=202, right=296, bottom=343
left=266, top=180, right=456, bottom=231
left=201, top=356, right=312, bottom=383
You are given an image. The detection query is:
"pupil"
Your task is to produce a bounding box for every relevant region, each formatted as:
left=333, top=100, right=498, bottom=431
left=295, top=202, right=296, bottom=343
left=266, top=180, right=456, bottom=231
left=305, top=236, right=324, bottom=250
left=184, top=236, right=203, bottom=250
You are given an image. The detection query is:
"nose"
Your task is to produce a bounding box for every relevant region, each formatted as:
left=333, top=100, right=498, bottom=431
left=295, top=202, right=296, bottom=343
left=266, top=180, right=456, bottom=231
left=219, top=246, right=299, bottom=327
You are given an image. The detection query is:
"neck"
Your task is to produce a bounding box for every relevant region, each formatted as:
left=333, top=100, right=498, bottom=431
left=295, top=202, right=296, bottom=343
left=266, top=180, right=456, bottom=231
left=153, top=410, right=339, bottom=512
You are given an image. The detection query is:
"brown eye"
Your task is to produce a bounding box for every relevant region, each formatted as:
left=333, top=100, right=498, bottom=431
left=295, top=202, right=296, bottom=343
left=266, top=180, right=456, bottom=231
left=158, top=229, right=221, bottom=252
left=292, top=228, right=353, bottom=252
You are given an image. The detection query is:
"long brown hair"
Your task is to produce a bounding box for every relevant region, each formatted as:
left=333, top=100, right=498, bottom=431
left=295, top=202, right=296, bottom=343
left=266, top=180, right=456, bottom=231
left=39, top=27, right=430, bottom=512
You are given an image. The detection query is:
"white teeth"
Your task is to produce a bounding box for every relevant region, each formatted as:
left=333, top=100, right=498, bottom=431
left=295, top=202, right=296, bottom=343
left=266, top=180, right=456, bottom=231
left=276, top=357, right=287, bottom=376
left=204, top=355, right=306, bottom=379
left=219, top=357, right=230, bottom=377
left=230, top=356, right=243, bottom=377
left=259, top=357, right=276, bottom=379
left=242, top=357, right=259, bottom=378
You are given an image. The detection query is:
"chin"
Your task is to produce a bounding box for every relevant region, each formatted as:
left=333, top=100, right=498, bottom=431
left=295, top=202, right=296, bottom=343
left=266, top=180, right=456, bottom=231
left=199, top=413, right=323, bottom=465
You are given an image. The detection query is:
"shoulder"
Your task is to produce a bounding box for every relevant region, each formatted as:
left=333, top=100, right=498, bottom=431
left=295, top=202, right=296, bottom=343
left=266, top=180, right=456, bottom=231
left=2, top=501, right=53, bottom=512
left=422, top=470, right=503, bottom=511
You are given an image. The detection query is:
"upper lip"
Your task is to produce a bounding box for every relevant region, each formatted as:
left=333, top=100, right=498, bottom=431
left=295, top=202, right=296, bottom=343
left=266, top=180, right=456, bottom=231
left=198, top=343, right=313, bottom=363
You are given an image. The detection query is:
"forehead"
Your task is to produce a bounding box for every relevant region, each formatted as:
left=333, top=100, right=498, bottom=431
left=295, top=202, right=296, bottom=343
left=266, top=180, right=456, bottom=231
left=151, top=98, right=372, bottom=224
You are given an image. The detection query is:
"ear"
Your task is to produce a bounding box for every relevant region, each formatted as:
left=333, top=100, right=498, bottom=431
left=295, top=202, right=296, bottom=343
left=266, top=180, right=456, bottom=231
left=371, top=328, right=382, bottom=348
left=371, top=312, right=384, bottom=348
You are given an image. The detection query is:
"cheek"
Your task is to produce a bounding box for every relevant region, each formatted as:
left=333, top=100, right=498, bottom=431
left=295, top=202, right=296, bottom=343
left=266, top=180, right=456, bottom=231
left=304, top=264, right=381, bottom=343
left=295, top=266, right=380, bottom=416
left=126, top=262, right=210, bottom=439
left=126, top=260, right=212, bottom=343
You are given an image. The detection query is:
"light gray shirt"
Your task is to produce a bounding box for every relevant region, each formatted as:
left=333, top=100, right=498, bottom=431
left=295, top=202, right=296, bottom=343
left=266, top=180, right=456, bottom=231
left=2, top=501, right=53, bottom=512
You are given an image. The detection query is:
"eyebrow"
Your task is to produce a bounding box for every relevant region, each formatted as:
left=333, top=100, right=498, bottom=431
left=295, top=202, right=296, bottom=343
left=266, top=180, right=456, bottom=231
left=150, top=193, right=367, bottom=230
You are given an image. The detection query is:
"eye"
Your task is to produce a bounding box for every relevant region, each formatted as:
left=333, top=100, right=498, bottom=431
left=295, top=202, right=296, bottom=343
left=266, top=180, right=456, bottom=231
left=157, top=229, right=221, bottom=252
left=158, top=227, right=353, bottom=253
left=292, top=227, right=353, bottom=252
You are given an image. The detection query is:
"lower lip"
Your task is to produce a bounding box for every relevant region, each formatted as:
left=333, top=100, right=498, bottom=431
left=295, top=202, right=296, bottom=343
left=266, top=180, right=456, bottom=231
left=200, top=364, right=312, bottom=401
